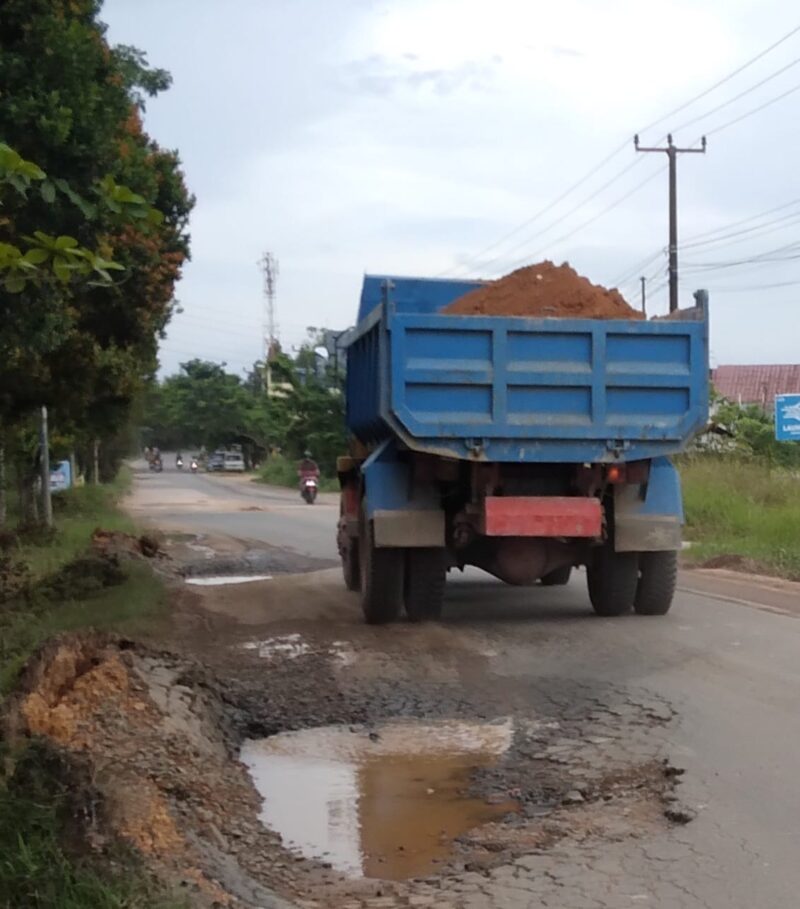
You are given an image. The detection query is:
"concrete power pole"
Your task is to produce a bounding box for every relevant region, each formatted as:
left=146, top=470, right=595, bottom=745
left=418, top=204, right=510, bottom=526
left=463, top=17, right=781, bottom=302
left=634, top=134, right=706, bottom=312
left=40, top=405, right=53, bottom=528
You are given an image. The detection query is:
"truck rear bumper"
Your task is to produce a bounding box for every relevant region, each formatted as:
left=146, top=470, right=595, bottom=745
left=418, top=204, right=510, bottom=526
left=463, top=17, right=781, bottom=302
left=482, top=496, right=602, bottom=538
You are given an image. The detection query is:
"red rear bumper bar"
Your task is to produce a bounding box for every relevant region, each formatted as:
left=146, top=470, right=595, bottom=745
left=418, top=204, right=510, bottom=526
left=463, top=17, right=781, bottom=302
left=483, top=496, right=602, bottom=538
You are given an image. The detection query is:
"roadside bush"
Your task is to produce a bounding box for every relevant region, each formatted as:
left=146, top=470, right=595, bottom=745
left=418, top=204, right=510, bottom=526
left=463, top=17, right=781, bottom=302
left=258, top=454, right=298, bottom=488
left=680, top=454, right=800, bottom=579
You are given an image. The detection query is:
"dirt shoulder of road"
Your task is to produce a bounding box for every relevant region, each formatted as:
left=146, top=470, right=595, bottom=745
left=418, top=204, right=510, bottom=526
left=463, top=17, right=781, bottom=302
left=679, top=564, right=800, bottom=618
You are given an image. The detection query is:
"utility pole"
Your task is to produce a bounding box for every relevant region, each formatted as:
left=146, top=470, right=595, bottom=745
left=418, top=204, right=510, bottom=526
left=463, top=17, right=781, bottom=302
left=39, top=405, right=53, bottom=528
left=257, top=252, right=279, bottom=361
left=634, top=134, right=706, bottom=312
left=640, top=276, right=647, bottom=316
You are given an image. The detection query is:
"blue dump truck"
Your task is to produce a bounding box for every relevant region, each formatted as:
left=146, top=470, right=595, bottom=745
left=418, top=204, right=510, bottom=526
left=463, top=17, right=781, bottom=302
left=336, top=275, right=709, bottom=624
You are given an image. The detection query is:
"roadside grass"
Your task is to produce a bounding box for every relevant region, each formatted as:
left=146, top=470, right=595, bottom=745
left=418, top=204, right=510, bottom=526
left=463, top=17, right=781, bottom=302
left=256, top=453, right=339, bottom=493
left=680, top=455, right=800, bottom=580
left=0, top=742, right=186, bottom=909
left=0, top=561, right=168, bottom=696
left=0, top=470, right=180, bottom=907
left=1, top=466, right=171, bottom=694
left=14, top=468, right=135, bottom=581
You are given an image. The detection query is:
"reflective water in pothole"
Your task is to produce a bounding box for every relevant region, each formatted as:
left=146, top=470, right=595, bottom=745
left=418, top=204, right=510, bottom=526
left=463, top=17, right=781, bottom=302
left=240, top=719, right=516, bottom=880
left=186, top=574, right=272, bottom=586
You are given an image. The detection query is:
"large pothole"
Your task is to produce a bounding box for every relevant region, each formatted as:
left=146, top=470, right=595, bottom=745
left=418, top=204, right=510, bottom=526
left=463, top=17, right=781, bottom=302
left=241, top=719, right=518, bottom=880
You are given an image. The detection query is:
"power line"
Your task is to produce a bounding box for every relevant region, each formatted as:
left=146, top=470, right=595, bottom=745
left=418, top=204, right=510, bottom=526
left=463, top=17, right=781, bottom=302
left=497, top=164, right=666, bottom=276
left=469, top=156, right=649, bottom=277
left=680, top=210, right=800, bottom=253
left=683, top=239, right=800, bottom=271
left=636, top=22, right=800, bottom=135
left=444, top=22, right=800, bottom=278
left=672, top=52, right=800, bottom=136
left=680, top=196, right=800, bottom=243
left=702, top=78, right=800, bottom=138
left=441, top=138, right=632, bottom=276
left=611, top=247, right=666, bottom=288
left=706, top=277, right=800, bottom=292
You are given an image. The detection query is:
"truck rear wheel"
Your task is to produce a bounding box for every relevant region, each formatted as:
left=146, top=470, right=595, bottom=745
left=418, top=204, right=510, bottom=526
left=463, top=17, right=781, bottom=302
left=341, top=536, right=360, bottom=592
left=405, top=549, right=446, bottom=622
left=540, top=565, right=572, bottom=586
left=359, top=510, right=403, bottom=624
left=338, top=502, right=360, bottom=592
left=634, top=550, right=678, bottom=615
left=587, top=547, right=638, bottom=616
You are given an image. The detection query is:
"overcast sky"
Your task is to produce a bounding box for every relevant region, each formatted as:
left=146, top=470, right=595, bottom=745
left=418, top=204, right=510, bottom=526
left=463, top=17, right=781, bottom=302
left=102, top=0, right=800, bottom=376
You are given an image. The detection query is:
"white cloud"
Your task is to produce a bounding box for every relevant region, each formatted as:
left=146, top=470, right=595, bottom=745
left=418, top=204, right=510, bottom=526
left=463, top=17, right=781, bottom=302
left=102, top=0, right=800, bottom=374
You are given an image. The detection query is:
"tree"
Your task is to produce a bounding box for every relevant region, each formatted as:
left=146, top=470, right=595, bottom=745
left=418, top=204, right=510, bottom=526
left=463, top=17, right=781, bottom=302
left=0, top=0, right=193, bottom=505
left=147, top=361, right=252, bottom=451
left=143, top=342, right=349, bottom=476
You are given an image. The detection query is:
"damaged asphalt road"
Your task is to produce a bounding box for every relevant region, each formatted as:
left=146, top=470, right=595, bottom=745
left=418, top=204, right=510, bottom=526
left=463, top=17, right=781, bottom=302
left=8, top=464, right=800, bottom=909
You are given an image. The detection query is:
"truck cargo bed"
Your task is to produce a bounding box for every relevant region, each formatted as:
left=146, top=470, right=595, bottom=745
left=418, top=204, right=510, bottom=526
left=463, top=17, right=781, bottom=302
left=345, top=276, right=708, bottom=463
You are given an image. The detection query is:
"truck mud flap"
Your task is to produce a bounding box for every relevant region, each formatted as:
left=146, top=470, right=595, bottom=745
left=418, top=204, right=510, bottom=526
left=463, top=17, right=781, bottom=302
left=373, top=509, right=445, bottom=548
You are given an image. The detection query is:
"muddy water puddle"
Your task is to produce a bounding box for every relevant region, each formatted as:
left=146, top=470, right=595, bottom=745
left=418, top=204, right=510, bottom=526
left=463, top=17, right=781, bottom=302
left=240, top=720, right=517, bottom=880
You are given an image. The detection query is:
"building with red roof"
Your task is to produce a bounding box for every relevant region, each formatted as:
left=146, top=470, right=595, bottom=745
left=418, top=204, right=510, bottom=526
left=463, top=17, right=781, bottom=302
left=711, top=365, right=800, bottom=409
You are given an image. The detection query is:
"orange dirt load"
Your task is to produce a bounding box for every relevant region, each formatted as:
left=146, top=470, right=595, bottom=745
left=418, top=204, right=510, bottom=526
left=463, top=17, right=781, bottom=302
left=444, top=261, right=644, bottom=320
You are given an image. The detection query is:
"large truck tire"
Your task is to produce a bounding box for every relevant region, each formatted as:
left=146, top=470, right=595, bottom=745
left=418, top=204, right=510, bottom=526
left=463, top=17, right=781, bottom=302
left=405, top=549, right=446, bottom=622
left=634, top=550, right=678, bottom=615
left=587, top=547, right=638, bottom=616
left=359, top=510, right=403, bottom=624
left=338, top=502, right=360, bottom=592
left=540, top=565, right=572, bottom=587
left=341, top=536, right=360, bottom=592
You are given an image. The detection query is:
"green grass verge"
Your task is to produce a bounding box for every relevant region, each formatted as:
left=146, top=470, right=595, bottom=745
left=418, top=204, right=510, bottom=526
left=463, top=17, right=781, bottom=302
left=14, top=468, right=135, bottom=582
left=0, top=561, right=169, bottom=696
left=0, top=743, right=186, bottom=909
left=1, top=467, right=170, bottom=694
left=680, top=456, right=800, bottom=579
left=0, top=471, right=181, bottom=907
left=255, top=454, right=339, bottom=493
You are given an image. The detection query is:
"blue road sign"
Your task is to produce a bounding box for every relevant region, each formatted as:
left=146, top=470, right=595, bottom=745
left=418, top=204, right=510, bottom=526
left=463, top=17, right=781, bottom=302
left=775, top=393, right=800, bottom=441
left=50, top=459, right=72, bottom=492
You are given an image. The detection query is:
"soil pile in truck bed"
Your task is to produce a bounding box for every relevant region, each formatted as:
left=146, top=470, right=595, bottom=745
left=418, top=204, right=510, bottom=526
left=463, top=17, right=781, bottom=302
left=444, top=261, right=643, bottom=320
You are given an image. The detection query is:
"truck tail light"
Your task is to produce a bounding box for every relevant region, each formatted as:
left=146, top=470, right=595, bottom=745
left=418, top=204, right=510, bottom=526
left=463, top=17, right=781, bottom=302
left=606, top=464, right=625, bottom=484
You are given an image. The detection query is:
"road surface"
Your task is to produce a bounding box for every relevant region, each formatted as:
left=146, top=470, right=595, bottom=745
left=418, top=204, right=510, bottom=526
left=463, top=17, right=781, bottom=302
left=128, top=462, right=800, bottom=908
left=129, top=458, right=338, bottom=559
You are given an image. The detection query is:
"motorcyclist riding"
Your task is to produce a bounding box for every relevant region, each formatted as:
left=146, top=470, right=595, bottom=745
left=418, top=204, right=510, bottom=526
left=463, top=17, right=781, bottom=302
left=298, top=450, right=319, bottom=479
left=298, top=450, right=320, bottom=503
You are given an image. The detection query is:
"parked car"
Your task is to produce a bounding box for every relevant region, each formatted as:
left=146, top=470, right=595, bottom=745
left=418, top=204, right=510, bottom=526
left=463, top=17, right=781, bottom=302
left=223, top=452, right=245, bottom=472
left=206, top=452, right=225, bottom=472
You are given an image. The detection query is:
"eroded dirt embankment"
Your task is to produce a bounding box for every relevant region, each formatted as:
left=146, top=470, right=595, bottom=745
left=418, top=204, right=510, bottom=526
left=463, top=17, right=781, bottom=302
left=3, top=611, right=692, bottom=909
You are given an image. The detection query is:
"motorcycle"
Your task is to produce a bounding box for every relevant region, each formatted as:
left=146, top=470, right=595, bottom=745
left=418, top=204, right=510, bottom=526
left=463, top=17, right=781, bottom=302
left=190, top=459, right=198, bottom=474
left=149, top=456, right=163, bottom=473
left=176, top=456, right=184, bottom=470
left=300, top=475, right=318, bottom=505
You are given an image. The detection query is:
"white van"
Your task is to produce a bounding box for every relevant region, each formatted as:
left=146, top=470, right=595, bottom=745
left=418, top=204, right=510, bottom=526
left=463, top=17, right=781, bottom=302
left=223, top=452, right=245, bottom=472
